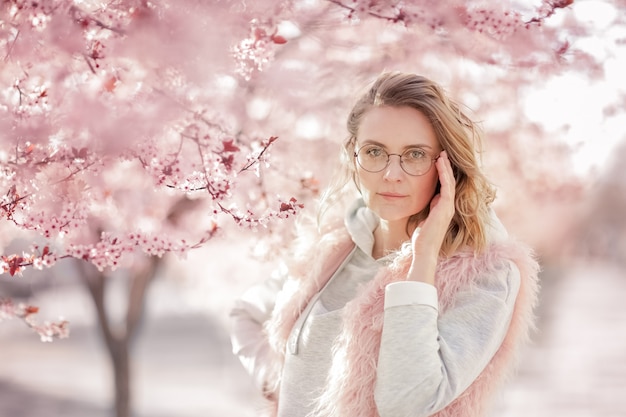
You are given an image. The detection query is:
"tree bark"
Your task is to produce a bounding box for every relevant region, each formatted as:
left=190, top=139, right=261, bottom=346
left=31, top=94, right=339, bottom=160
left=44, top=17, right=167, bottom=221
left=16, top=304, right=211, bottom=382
left=78, top=256, right=162, bottom=417
left=75, top=198, right=185, bottom=417
left=111, top=337, right=131, bottom=417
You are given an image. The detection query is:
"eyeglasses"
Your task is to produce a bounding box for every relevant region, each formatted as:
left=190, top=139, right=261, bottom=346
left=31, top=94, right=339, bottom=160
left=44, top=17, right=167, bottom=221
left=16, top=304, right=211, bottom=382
left=354, top=144, right=439, bottom=176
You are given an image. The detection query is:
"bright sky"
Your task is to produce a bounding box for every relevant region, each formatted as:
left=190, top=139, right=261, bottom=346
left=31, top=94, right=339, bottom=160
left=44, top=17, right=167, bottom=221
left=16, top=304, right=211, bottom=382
left=524, top=0, right=626, bottom=175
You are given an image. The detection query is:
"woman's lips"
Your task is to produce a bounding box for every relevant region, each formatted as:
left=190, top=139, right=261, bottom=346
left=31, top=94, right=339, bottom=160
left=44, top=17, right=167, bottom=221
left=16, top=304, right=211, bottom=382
left=378, top=192, right=406, bottom=199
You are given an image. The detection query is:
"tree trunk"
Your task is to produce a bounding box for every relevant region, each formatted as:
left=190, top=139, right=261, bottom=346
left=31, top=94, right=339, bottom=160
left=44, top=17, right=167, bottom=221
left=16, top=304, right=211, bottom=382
left=111, top=338, right=131, bottom=417
left=78, top=256, right=162, bottom=417
left=74, top=199, right=184, bottom=417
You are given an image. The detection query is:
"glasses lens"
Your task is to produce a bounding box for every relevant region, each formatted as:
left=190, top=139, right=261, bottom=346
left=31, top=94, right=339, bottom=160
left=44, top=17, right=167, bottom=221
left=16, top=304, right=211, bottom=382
left=356, top=145, right=434, bottom=176
left=401, top=148, right=432, bottom=176
left=357, top=145, right=388, bottom=172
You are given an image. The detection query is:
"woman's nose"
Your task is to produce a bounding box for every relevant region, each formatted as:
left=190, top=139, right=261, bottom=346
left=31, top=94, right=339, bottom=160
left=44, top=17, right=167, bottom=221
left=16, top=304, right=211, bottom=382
left=382, top=154, right=404, bottom=181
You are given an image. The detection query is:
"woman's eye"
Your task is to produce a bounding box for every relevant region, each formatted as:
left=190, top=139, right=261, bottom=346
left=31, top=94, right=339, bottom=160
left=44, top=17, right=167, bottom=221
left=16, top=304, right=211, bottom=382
left=406, top=148, right=426, bottom=160
left=366, top=147, right=384, bottom=157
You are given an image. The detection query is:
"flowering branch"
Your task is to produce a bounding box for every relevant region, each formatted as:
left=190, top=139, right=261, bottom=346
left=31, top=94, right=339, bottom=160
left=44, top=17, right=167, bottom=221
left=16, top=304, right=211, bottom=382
left=326, top=0, right=406, bottom=23
left=0, top=298, right=69, bottom=342
left=325, top=0, right=575, bottom=35
left=526, top=0, right=574, bottom=26
left=240, top=136, right=278, bottom=173
left=2, top=28, right=19, bottom=61
left=68, top=4, right=126, bottom=35
left=0, top=223, right=221, bottom=277
left=232, top=19, right=289, bottom=80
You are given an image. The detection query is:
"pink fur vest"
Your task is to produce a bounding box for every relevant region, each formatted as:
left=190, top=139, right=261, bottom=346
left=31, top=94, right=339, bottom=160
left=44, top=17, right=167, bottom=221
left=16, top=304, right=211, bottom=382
left=264, top=227, right=540, bottom=417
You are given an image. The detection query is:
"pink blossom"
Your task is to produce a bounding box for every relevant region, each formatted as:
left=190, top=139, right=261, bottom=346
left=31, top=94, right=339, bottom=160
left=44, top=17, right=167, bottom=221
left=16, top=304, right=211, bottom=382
left=0, top=0, right=611, bottom=342
left=0, top=299, right=69, bottom=341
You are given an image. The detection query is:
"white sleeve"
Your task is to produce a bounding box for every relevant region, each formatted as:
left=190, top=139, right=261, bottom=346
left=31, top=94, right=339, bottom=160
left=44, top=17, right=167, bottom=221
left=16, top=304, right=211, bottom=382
left=374, top=260, right=521, bottom=417
left=229, top=264, right=287, bottom=391
left=384, top=281, right=438, bottom=311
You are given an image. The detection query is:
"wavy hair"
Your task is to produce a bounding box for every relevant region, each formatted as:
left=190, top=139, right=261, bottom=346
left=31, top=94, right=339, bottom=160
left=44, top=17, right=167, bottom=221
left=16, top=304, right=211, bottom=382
left=318, top=72, right=496, bottom=255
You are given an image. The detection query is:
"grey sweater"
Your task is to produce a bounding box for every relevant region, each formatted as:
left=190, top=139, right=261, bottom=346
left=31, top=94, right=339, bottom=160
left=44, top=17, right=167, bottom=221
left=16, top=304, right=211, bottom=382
left=230, top=201, right=520, bottom=417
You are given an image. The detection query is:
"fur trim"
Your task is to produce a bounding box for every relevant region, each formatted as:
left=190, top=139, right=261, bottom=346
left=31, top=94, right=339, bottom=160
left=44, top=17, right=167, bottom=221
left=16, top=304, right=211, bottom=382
left=266, top=232, right=540, bottom=417
left=263, top=227, right=353, bottom=398
left=429, top=241, right=540, bottom=417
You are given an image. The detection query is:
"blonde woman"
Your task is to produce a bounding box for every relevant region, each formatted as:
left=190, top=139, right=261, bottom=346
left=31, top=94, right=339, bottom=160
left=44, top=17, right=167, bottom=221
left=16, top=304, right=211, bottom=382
left=230, top=72, right=539, bottom=417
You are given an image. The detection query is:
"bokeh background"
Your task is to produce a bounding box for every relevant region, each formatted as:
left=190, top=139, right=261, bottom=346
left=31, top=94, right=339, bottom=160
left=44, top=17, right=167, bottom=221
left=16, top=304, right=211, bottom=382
left=1, top=1, right=626, bottom=416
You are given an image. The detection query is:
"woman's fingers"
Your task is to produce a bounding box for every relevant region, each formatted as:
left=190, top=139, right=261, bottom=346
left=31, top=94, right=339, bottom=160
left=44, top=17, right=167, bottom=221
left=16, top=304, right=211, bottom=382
left=435, top=150, right=456, bottom=218
left=409, top=151, right=457, bottom=280
left=437, top=151, right=455, bottom=195
left=411, top=151, right=456, bottom=250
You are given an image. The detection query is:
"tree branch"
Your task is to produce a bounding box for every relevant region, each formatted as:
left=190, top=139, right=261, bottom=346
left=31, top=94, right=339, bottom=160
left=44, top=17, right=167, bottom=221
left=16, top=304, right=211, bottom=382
left=125, top=256, right=162, bottom=338
left=77, top=259, right=118, bottom=351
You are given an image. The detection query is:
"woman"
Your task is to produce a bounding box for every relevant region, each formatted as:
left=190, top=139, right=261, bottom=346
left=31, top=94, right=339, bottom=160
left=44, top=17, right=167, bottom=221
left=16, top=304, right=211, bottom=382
left=229, top=72, right=539, bottom=417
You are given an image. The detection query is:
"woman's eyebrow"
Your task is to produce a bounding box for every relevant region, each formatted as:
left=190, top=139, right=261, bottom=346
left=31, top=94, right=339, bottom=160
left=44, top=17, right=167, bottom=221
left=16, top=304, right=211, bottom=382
left=360, top=139, right=434, bottom=150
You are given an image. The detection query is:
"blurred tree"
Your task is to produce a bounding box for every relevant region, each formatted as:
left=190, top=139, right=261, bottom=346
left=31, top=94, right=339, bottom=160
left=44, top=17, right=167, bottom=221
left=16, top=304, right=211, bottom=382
left=1, top=0, right=621, bottom=416
left=567, top=138, right=626, bottom=262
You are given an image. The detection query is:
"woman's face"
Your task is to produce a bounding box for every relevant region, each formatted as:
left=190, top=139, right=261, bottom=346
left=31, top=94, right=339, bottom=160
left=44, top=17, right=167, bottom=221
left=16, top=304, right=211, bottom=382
left=354, top=105, right=441, bottom=226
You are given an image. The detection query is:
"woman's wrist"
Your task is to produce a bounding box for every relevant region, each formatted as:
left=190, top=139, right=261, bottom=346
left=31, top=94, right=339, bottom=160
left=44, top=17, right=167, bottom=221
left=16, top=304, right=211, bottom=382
left=407, top=258, right=437, bottom=285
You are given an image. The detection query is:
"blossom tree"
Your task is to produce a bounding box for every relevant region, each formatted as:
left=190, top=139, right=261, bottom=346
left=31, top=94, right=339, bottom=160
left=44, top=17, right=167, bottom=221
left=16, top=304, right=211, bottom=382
left=1, top=0, right=621, bottom=416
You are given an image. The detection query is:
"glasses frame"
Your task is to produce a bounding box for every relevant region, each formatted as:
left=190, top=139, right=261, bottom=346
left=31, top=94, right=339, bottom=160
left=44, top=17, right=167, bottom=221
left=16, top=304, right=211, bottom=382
left=354, top=144, right=440, bottom=177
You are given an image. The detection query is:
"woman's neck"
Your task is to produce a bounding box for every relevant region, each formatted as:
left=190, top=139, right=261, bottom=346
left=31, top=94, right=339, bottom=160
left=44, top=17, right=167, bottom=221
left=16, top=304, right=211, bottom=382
left=372, top=220, right=411, bottom=259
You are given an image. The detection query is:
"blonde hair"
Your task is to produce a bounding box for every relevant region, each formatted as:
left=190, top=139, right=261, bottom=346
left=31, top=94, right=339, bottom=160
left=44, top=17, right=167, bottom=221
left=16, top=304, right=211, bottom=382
left=318, top=71, right=496, bottom=255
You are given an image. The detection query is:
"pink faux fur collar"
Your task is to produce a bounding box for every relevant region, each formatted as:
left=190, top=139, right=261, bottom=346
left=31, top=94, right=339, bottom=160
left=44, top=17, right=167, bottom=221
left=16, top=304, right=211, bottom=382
left=264, top=227, right=540, bottom=417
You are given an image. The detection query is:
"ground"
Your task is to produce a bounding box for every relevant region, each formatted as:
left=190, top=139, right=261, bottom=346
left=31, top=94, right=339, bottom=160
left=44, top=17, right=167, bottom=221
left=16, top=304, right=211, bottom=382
left=0, top=259, right=625, bottom=417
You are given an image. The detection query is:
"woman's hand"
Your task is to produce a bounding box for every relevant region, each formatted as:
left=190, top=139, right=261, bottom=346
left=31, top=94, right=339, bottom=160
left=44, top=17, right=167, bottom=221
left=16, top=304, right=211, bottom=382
left=408, top=150, right=456, bottom=284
